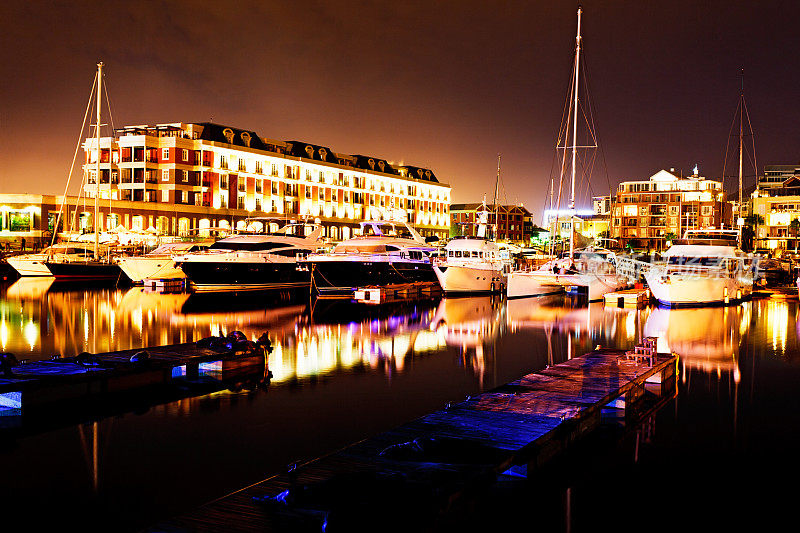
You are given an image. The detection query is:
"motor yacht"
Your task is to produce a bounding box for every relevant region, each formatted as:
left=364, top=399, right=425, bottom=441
left=644, top=229, right=756, bottom=307
left=433, top=237, right=510, bottom=293
left=302, top=220, right=438, bottom=296
left=117, top=240, right=213, bottom=283
left=174, top=223, right=322, bottom=292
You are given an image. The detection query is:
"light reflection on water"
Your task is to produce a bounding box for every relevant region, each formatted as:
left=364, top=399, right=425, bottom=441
left=1, top=279, right=799, bottom=532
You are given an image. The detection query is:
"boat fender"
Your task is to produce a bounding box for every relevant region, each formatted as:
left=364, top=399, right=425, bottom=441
left=130, top=350, right=150, bottom=364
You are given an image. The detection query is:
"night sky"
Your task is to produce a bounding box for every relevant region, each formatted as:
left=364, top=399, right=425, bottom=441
left=2, top=1, right=799, bottom=219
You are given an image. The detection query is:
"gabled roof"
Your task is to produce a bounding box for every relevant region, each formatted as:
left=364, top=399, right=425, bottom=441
left=783, top=175, right=800, bottom=187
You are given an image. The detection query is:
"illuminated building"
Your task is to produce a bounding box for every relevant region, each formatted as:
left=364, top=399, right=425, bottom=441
left=609, top=168, right=730, bottom=251
left=449, top=203, right=532, bottom=244
left=749, top=164, right=800, bottom=251
left=76, top=122, right=451, bottom=240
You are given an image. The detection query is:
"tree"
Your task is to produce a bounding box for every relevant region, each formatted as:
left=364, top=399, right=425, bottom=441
left=743, top=214, right=765, bottom=252
left=790, top=218, right=800, bottom=253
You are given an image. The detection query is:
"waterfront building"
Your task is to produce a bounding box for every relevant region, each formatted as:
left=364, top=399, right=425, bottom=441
left=69, top=122, right=450, bottom=242
left=592, top=195, right=611, bottom=215
left=542, top=209, right=610, bottom=248
left=749, top=164, right=800, bottom=251
left=609, top=168, right=730, bottom=251
left=449, top=203, right=532, bottom=244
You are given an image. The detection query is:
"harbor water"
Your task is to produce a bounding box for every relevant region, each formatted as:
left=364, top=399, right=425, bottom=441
left=0, top=278, right=798, bottom=531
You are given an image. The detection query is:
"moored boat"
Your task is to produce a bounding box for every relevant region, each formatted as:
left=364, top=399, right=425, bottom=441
left=117, top=240, right=213, bottom=283
left=433, top=237, right=509, bottom=293
left=303, top=220, right=438, bottom=297
left=175, top=222, right=322, bottom=292
left=644, top=229, right=756, bottom=307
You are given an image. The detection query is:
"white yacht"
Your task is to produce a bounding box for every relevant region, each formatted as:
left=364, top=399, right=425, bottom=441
left=6, top=242, right=96, bottom=276
left=433, top=237, right=510, bottom=293
left=302, top=220, right=438, bottom=296
left=117, top=241, right=212, bottom=283
left=644, top=229, right=756, bottom=307
left=174, top=223, right=322, bottom=292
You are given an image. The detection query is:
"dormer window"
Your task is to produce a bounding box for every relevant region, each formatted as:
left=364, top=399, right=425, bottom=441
left=305, top=145, right=314, bottom=158
left=368, top=158, right=375, bottom=170
left=377, top=161, right=385, bottom=172
left=222, top=128, right=234, bottom=144
left=240, top=132, right=251, bottom=147
left=319, top=148, right=327, bottom=160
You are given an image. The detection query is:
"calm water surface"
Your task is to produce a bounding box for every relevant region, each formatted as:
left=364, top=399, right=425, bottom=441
left=1, top=278, right=798, bottom=531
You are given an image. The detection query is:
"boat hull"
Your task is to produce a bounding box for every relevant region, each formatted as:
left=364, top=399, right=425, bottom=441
left=118, top=256, right=183, bottom=283
left=178, top=260, right=310, bottom=292
left=433, top=264, right=505, bottom=293
left=645, top=270, right=753, bottom=307
left=46, top=261, right=123, bottom=280
left=506, top=271, right=564, bottom=299
left=6, top=256, right=52, bottom=276
left=307, top=257, right=437, bottom=296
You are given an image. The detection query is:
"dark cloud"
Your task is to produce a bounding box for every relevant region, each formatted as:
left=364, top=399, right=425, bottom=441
left=2, top=1, right=799, bottom=219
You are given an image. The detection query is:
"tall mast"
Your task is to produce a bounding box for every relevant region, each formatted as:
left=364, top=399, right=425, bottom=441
left=95, top=62, right=103, bottom=260
left=493, top=153, right=501, bottom=240
left=738, top=69, right=744, bottom=221
left=569, top=6, right=582, bottom=259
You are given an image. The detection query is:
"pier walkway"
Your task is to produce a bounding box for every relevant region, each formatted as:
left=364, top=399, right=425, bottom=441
left=149, top=345, right=677, bottom=532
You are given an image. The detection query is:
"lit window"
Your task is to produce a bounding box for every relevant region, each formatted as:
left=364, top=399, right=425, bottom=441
left=162, top=148, right=169, bottom=160
left=182, top=149, right=188, bottom=162
left=162, top=169, right=169, bottom=181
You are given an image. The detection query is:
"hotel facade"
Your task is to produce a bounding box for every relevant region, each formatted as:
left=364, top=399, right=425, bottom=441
left=53, top=122, right=449, bottom=242
left=609, top=169, right=730, bottom=250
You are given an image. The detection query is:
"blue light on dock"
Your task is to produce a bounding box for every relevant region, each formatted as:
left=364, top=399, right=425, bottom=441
left=0, top=390, right=22, bottom=410
left=171, top=365, right=187, bottom=378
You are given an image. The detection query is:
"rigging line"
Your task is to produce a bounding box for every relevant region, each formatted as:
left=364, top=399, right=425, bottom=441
left=579, top=50, right=612, bottom=195
left=52, top=71, right=98, bottom=247
left=742, top=99, right=758, bottom=179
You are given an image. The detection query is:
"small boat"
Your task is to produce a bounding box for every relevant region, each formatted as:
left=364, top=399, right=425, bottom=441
left=175, top=222, right=322, bottom=292
left=117, top=240, right=213, bottom=283
left=644, top=229, right=756, bottom=307
left=303, top=220, right=438, bottom=297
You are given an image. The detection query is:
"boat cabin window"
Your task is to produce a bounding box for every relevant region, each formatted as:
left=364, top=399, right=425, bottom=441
left=210, top=241, right=290, bottom=252
left=667, top=256, right=723, bottom=267
left=385, top=245, right=401, bottom=252
left=472, top=251, right=480, bottom=258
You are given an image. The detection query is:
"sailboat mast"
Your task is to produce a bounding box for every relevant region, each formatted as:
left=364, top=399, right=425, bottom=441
left=569, top=6, right=582, bottom=259
left=493, top=154, right=501, bottom=240
left=95, top=62, right=103, bottom=259
left=738, top=69, right=743, bottom=221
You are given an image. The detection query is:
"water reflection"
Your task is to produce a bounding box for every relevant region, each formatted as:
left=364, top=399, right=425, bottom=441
left=644, top=305, right=749, bottom=380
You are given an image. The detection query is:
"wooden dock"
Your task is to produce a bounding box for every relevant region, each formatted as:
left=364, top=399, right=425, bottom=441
left=351, top=281, right=442, bottom=304
left=149, top=345, right=677, bottom=532
left=604, top=288, right=651, bottom=308
left=0, top=335, right=271, bottom=417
